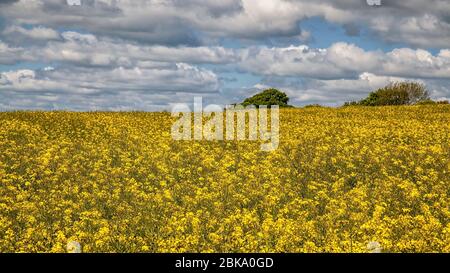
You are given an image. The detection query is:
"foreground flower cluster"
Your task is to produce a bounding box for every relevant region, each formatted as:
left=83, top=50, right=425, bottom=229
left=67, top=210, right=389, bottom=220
left=0, top=106, right=449, bottom=253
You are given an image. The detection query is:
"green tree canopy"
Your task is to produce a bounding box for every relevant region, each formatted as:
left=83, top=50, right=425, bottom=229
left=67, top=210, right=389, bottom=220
left=242, top=88, right=291, bottom=107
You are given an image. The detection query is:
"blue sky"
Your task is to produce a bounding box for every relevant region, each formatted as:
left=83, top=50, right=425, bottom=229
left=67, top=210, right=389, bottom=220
left=0, top=0, right=450, bottom=110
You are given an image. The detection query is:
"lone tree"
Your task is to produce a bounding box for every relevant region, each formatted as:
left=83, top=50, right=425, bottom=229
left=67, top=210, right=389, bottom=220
left=348, top=81, right=430, bottom=106
left=242, top=88, right=291, bottom=107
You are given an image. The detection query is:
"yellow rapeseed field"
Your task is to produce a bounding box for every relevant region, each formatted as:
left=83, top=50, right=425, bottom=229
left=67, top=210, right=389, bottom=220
left=0, top=106, right=449, bottom=253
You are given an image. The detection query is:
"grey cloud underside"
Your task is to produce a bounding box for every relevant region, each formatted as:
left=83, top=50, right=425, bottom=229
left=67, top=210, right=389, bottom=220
left=2, top=32, right=450, bottom=78
left=1, top=40, right=450, bottom=109
left=1, top=29, right=450, bottom=109
left=1, top=0, right=449, bottom=46
left=0, top=90, right=191, bottom=111
left=0, top=65, right=221, bottom=110
left=0, top=0, right=18, bottom=5
left=241, top=44, right=450, bottom=79
left=0, top=65, right=219, bottom=94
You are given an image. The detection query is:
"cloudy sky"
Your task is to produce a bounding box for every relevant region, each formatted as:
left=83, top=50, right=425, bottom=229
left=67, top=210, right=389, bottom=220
left=0, top=0, right=450, bottom=110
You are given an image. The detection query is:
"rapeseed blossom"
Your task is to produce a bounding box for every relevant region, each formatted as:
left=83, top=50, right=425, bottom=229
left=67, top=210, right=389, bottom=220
left=0, top=106, right=449, bottom=252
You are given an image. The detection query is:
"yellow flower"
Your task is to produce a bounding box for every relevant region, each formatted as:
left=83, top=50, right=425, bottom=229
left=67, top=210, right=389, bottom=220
left=0, top=106, right=449, bottom=253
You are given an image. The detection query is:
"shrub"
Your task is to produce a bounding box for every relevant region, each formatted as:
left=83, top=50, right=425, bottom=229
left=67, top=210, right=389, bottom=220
left=357, top=81, right=430, bottom=106
left=304, top=104, right=324, bottom=108
left=343, top=101, right=359, bottom=107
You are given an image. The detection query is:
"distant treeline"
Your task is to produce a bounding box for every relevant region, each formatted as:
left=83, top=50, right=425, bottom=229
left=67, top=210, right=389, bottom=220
left=240, top=82, right=449, bottom=109
left=344, top=81, right=449, bottom=107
